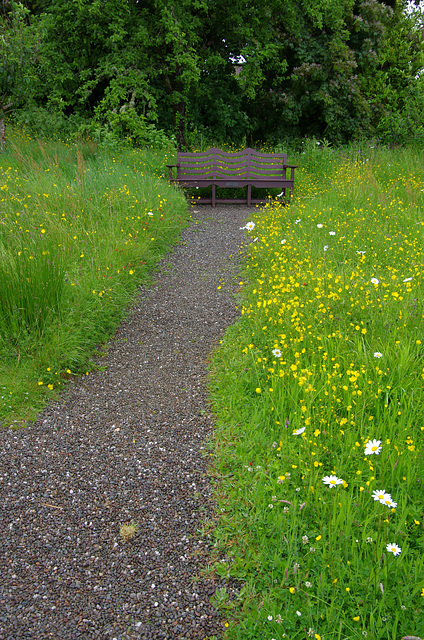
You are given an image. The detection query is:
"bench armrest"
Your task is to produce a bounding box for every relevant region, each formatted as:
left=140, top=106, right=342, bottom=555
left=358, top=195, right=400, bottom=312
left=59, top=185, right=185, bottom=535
left=282, top=164, right=298, bottom=180
left=166, top=163, right=179, bottom=180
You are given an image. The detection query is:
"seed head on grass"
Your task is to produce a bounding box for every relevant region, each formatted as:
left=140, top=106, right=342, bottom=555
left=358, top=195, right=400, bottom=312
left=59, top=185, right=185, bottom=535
left=119, top=522, right=139, bottom=541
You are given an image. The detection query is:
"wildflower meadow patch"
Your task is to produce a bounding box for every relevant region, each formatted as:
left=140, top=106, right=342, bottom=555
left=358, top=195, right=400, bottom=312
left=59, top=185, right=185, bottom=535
left=0, top=129, right=188, bottom=425
left=208, top=145, right=424, bottom=639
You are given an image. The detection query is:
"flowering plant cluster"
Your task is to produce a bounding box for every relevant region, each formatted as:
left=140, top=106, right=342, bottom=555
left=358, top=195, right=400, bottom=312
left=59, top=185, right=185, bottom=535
left=210, top=146, right=424, bottom=640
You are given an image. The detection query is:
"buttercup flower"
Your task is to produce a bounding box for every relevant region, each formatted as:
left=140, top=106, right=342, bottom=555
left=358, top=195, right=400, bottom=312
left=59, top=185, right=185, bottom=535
left=386, top=542, right=402, bottom=556
left=364, top=439, right=382, bottom=455
left=322, top=475, right=343, bottom=487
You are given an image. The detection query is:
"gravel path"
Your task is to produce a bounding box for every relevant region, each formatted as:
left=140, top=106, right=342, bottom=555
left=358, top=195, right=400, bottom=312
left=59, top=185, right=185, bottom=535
left=0, top=205, right=254, bottom=640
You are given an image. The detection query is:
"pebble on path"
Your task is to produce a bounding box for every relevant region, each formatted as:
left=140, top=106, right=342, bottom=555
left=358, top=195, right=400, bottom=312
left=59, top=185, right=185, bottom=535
left=0, top=204, right=256, bottom=639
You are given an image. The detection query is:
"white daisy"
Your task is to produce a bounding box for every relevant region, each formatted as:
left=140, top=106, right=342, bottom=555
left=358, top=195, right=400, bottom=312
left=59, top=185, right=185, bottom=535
left=293, top=427, right=306, bottom=435
left=373, top=352, right=383, bottom=358
left=317, top=223, right=323, bottom=228
left=386, top=542, right=401, bottom=556
left=371, top=278, right=379, bottom=285
left=322, top=475, right=343, bottom=487
left=329, top=231, right=336, bottom=235
left=381, top=496, right=397, bottom=508
left=281, top=239, right=286, bottom=244
left=272, top=348, right=282, bottom=358
left=372, top=489, right=389, bottom=502
left=364, top=439, right=382, bottom=455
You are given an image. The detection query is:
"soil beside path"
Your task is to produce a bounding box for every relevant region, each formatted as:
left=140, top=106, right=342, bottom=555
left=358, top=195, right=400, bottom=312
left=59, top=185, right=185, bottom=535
left=0, top=205, right=254, bottom=640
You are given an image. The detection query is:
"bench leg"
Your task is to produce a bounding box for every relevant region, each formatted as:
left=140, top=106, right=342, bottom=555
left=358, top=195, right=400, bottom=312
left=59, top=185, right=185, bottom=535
left=247, top=184, right=252, bottom=206
left=212, top=184, right=216, bottom=207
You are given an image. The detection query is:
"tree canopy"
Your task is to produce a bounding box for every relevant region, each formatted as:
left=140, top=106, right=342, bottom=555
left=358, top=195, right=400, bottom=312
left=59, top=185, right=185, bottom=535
left=3, top=0, right=424, bottom=147
left=0, top=0, right=37, bottom=149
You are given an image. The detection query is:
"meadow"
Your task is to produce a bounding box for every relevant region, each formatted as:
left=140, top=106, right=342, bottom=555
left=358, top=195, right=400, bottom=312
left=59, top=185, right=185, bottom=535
left=1, top=129, right=423, bottom=638
left=0, top=128, right=189, bottom=426
left=208, top=141, right=424, bottom=640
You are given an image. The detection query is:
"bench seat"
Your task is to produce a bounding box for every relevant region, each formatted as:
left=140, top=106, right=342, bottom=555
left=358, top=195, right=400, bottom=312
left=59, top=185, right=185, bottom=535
left=167, top=147, right=297, bottom=206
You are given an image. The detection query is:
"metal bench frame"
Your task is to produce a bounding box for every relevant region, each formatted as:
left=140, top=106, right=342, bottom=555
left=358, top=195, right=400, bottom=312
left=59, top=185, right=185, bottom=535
left=167, top=147, right=297, bottom=206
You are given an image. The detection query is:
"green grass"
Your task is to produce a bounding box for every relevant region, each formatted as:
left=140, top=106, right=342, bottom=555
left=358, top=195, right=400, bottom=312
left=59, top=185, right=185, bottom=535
left=208, top=142, right=424, bottom=639
left=0, top=127, right=189, bottom=426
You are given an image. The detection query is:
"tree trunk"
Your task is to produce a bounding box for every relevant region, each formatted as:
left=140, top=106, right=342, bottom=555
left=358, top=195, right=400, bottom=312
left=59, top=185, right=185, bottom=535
left=0, top=118, right=6, bottom=152
left=174, top=101, right=187, bottom=150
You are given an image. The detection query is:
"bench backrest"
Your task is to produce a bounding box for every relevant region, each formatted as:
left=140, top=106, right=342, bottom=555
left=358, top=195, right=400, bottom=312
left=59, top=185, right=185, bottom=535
left=177, top=147, right=287, bottom=180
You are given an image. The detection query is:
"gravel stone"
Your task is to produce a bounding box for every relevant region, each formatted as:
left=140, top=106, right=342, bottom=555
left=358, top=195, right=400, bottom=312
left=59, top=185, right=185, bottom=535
left=0, top=205, right=254, bottom=639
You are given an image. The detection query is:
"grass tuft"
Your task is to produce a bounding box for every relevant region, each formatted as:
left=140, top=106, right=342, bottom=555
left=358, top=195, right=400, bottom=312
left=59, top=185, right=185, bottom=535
left=0, top=127, right=189, bottom=426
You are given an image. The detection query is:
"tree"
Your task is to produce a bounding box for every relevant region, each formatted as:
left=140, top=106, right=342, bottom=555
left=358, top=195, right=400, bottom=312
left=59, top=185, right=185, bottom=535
left=10, top=0, right=424, bottom=147
left=0, top=0, right=36, bottom=150
left=220, top=0, right=391, bottom=143
left=360, top=0, right=424, bottom=144
left=32, top=0, right=205, bottom=148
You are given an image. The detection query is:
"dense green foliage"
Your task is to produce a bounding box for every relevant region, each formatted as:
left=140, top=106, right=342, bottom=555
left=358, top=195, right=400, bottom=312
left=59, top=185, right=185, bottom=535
left=2, top=0, right=423, bottom=148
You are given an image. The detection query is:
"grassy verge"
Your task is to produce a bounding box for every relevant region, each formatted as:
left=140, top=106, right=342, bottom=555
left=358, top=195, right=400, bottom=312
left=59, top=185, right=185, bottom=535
left=208, top=143, right=424, bottom=639
left=0, top=128, right=189, bottom=426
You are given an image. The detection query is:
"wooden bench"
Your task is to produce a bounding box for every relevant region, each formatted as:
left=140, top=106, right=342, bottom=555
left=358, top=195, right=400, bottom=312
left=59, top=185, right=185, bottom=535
left=167, top=147, right=297, bottom=207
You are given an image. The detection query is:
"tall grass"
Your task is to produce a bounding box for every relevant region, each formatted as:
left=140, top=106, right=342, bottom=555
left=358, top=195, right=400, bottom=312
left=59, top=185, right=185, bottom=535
left=0, top=128, right=189, bottom=425
left=208, top=142, right=424, bottom=639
